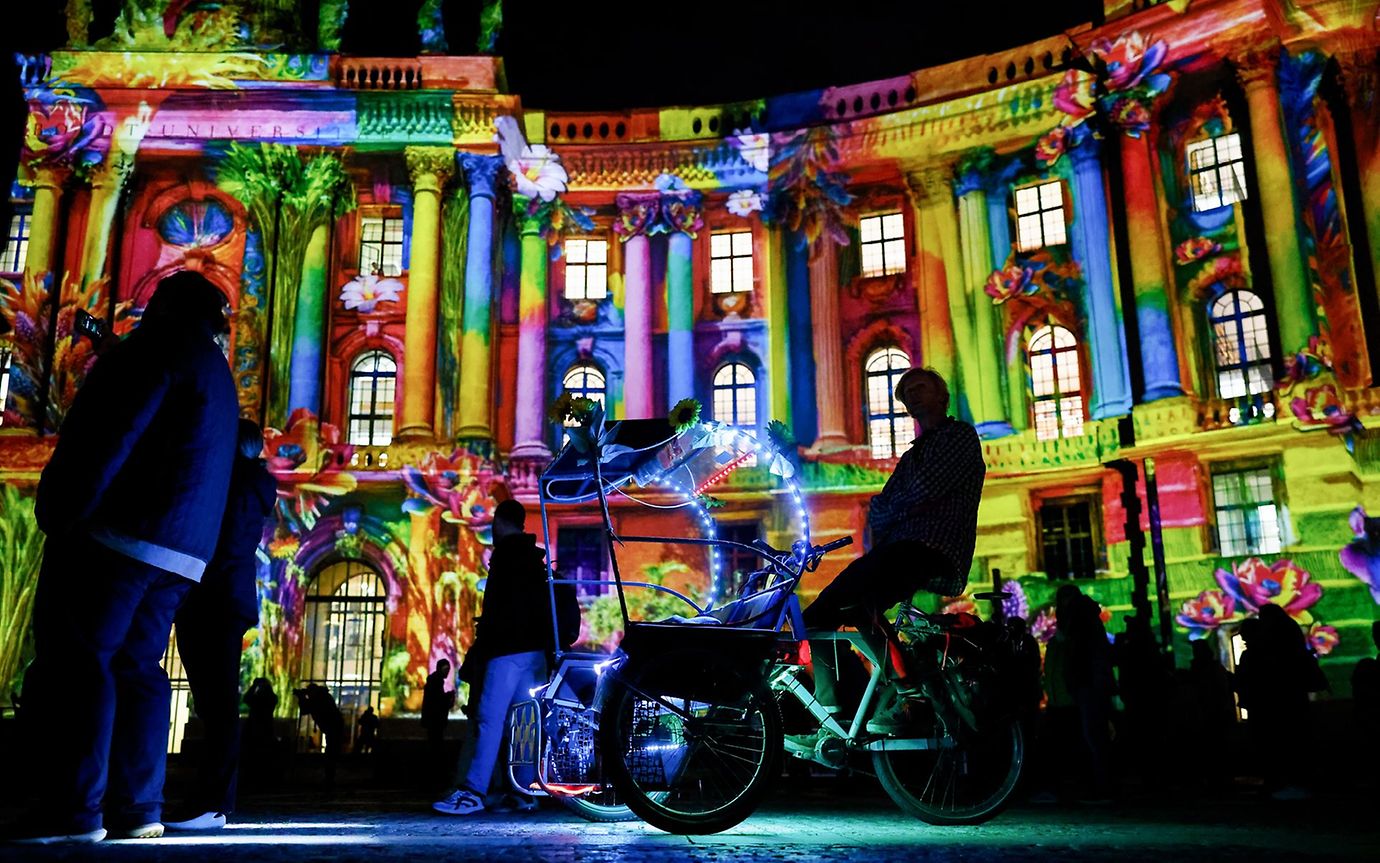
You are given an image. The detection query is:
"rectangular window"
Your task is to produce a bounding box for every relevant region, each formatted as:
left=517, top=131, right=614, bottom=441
left=359, top=216, right=404, bottom=276
left=556, top=526, right=609, bottom=597
left=710, top=231, right=754, bottom=294
left=1187, top=133, right=1248, bottom=212
left=720, top=522, right=764, bottom=594
left=1211, top=465, right=1283, bottom=556
left=859, top=213, right=906, bottom=278
left=1, top=212, right=30, bottom=274
left=1014, top=182, right=1067, bottom=251
left=1040, top=495, right=1100, bottom=579
left=564, top=238, right=608, bottom=300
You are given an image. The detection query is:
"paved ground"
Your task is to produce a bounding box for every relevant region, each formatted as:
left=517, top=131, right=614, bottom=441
left=2, top=779, right=1376, bottom=862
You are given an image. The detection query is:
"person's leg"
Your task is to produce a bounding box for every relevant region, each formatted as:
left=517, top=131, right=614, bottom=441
left=106, top=570, right=192, bottom=828
left=802, top=548, right=888, bottom=710
left=23, top=537, right=160, bottom=834
left=461, top=653, right=539, bottom=796
left=178, top=610, right=246, bottom=815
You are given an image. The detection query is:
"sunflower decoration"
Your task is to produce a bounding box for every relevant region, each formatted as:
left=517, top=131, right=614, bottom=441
left=670, top=397, right=703, bottom=434
left=549, top=393, right=603, bottom=454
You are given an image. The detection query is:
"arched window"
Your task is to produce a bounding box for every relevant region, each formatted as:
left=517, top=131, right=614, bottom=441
left=713, top=362, right=757, bottom=430
left=1209, top=290, right=1272, bottom=399
left=561, top=361, right=606, bottom=408
left=300, top=560, right=388, bottom=749
left=864, top=346, right=912, bottom=459
left=1029, top=324, right=1085, bottom=441
left=348, top=351, right=396, bottom=446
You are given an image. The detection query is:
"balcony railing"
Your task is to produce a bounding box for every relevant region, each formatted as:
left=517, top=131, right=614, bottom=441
left=1197, top=391, right=1279, bottom=432
left=338, top=58, right=424, bottom=90
left=349, top=446, right=393, bottom=470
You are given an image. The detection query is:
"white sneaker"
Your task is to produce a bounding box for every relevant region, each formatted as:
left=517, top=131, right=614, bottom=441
left=432, top=788, right=485, bottom=816
left=6, top=826, right=108, bottom=844
left=112, top=822, right=164, bottom=839
left=165, top=812, right=227, bottom=831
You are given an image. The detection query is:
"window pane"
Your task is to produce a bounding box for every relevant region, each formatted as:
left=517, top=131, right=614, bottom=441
left=732, top=231, right=753, bottom=255
left=1041, top=209, right=1067, bottom=246
left=1031, top=352, right=1056, bottom=397
left=361, top=218, right=383, bottom=241
left=733, top=256, right=754, bottom=292
left=859, top=216, right=881, bottom=243
left=566, top=239, right=587, bottom=263
left=870, top=418, right=894, bottom=458
left=881, top=213, right=904, bottom=239
left=1014, top=186, right=1039, bottom=214
left=586, top=264, right=607, bottom=299
left=860, top=242, right=885, bottom=278
left=1039, top=182, right=1062, bottom=210
left=883, top=239, right=905, bottom=275
left=566, top=265, right=586, bottom=299
left=1034, top=401, right=1059, bottom=441
left=1017, top=214, right=1043, bottom=251
left=711, top=234, right=731, bottom=257
left=711, top=258, right=732, bottom=293
left=588, top=240, right=608, bottom=263
left=1060, top=396, right=1084, bottom=437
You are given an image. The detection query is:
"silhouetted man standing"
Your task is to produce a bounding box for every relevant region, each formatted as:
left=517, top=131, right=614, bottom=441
left=16, top=271, right=237, bottom=844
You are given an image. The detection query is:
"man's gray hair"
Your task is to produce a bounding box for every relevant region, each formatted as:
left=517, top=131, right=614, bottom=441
left=896, top=366, right=949, bottom=409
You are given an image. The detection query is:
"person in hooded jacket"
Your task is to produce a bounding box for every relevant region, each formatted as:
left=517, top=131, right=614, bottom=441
left=14, top=271, right=237, bottom=844
left=433, top=499, right=551, bottom=816
left=165, top=419, right=277, bottom=831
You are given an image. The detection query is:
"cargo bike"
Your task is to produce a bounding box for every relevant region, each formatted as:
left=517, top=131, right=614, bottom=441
left=505, top=415, right=1025, bottom=834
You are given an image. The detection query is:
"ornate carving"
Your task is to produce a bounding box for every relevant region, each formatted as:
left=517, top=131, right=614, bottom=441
left=613, top=191, right=661, bottom=241
left=659, top=188, right=704, bottom=237
left=1334, top=47, right=1379, bottom=112
left=458, top=152, right=503, bottom=200
left=1234, top=47, right=1281, bottom=92
left=405, top=146, right=455, bottom=193
left=903, top=163, right=954, bottom=206
left=87, top=150, right=136, bottom=191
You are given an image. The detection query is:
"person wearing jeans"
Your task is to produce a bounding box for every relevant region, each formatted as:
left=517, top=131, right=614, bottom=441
left=433, top=499, right=553, bottom=816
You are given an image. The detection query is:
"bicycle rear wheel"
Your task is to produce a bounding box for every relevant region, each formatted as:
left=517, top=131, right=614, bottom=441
left=872, top=712, right=1024, bottom=825
left=557, top=788, right=638, bottom=823
left=599, top=649, right=782, bottom=834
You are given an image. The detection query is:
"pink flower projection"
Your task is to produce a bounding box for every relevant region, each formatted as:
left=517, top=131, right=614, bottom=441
left=1178, top=558, right=1330, bottom=641
left=1340, top=506, right=1380, bottom=605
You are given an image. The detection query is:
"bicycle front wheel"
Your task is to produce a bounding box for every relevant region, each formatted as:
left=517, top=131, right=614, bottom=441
left=873, top=715, right=1024, bottom=825
left=599, top=650, right=782, bottom=834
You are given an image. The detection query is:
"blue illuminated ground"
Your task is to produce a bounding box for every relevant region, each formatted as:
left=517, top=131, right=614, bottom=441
left=3, top=779, right=1374, bottom=861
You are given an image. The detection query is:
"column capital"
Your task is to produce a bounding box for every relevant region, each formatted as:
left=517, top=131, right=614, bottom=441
left=903, top=162, right=956, bottom=206
left=19, top=164, right=70, bottom=191
left=457, top=152, right=503, bottom=200
left=660, top=188, right=704, bottom=238
left=613, top=191, right=661, bottom=241
left=1334, top=46, right=1379, bottom=108
left=512, top=193, right=548, bottom=236
left=1233, top=46, right=1281, bottom=92
left=406, top=146, right=455, bottom=194
left=87, top=150, right=135, bottom=191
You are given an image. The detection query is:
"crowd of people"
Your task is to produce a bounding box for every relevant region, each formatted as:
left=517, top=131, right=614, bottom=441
left=1, top=280, right=1373, bottom=845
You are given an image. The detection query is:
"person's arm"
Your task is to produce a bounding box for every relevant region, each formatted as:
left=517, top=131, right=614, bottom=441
left=35, top=342, right=173, bottom=535
left=872, top=424, right=983, bottom=516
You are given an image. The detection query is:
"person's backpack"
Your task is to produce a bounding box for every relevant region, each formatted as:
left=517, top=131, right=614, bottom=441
left=554, top=580, right=582, bottom=649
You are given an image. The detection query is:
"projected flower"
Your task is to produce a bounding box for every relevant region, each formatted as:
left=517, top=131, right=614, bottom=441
left=985, top=261, right=1036, bottom=304
left=1290, top=384, right=1362, bottom=436
left=1307, top=623, right=1339, bottom=656
left=1031, top=608, right=1057, bottom=644
left=157, top=199, right=234, bottom=250
left=339, top=272, right=404, bottom=313
left=1035, top=126, right=1071, bottom=167
left=1215, top=557, right=1322, bottom=625
left=21, top=85, right=105, bottom=173
left=1340, top=506, right=1380, bottom=605
left=495, top=115, right=567, bottom=202
left=1105, top=95, right=1152, bottom=134
left=1002, top=579, right=1030, bottom=621
left=401, top=448, right=500, bottom=529
left=1053, top=72, right=1096, bottom=124
left=731, top=130, right=771, bottom=172
left=1174, top=237, right=1221, bottom=265
left=262, top=409, right=357, bottom=534
left=1092, top=31, right=1170, bottom=94
left=727, top=189, right=764, bottom=217
left=1280, top=336, right=1332, bottom=386
left=1176, top=589, right=1240, bottom=640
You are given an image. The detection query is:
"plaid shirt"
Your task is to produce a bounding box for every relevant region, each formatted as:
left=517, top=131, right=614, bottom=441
left=867, top=417, right=986, bottom=596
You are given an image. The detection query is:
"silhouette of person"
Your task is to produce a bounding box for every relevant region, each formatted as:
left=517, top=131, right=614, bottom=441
left=165, top=419, right=277, bottom=832
left=1352, top=622, right=1380, bottom=787
left=294, top=684, right=345, bottom=786
left=17, top=271, right=237, bottom=844
left=1053, top=584, right=1115, bottom=803
left=355, top=706, right=381, bottom=756
left=421, top=659, right=456, bottom=783
left=1237, top=605, right=1326, bottom=800
left=1114, top=614, right=1172, bottom=790
left=1185, top=640, right=1236, bottom=790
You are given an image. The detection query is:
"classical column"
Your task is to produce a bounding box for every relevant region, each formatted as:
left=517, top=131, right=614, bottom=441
left=1236, top=52, right=1317, bottom=357
left=808, top=239, right=848, bottom=450
left=785, top=233, right=816, bottom=443
left=1120, top=131, right=1184, bottom=401
left=6, top=166, right=66, bottom=429
left=456, top=153, right=503, bottom=439
left=510, top=196, right=551, bottom=460
left=954, top=174, right=1013, bottom=437
left=764, top=226, right=792, bottom=427
left=20, top=166, right=67, bottom=287
left=1335, top=49, right=1380, bottom=335
left=1067, top=138, right=1134, bottom=419
left=905, top=167, right=958, bottom=400
left=983, top=176, right=1028, bottom=431
left=663, top=189, right=702, bottom=409
left=78, top=152, right=134, bottom=287
left=398, top=147, right=453, bottom=441
left=615, top=192, right=659, bottom=420
left=287, top=223, right=329, bottom=416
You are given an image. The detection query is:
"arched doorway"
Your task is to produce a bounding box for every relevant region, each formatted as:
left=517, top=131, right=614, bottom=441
left=299, top=559, right=388, bottom=749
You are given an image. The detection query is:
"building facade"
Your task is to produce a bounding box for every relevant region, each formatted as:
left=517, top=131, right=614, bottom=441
left=2, top=0, right=1379, bottom=725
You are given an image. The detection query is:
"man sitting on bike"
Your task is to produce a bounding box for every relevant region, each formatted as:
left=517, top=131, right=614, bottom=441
left=802, top=367, right=986, bottom=733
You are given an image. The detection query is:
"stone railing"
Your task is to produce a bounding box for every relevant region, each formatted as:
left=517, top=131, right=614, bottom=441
left=1196, top=391, right=1279, bottom=432
left=983, top=421, right=1122, bottom=473
left=349, top=446, right=393, bottom=470
left=338, top=58, right=424, bottom=90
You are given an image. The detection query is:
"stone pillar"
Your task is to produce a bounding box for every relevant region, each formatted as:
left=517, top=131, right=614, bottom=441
left=456, top=153, right=503, bottom=439
left=785, top=233, right=816, bottom=443
left=905, top=167, right=959, bottom=402
left=764, top=226, right=792, bottom=428
left=398, top=147, right=453, bottom=440
left=510, top=196, right=551, bottom=460
left=615, top=192, right=659, bottom=420
left=664, top=190, right=702, bottom=409
left=1067, top=139, right=1133, bottom=419
left=20, top=167, right=67, bottom=286
left=1120, top=131, right=1184, bottom=401
left=78, top=153, right=134, bottom=287
left=4, top=166, right=66, bottom=429
left=1335, top=48, right=1380, bottom=341
left=955, top=176, right=1013, bottom=437
left=808, top=239, right=848, bottom=450
left=1236, top=52, right=1317, bottom=358
left=287, top=223, right=329, bottom=416
left=983, top=177, right=1028, bottom=431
